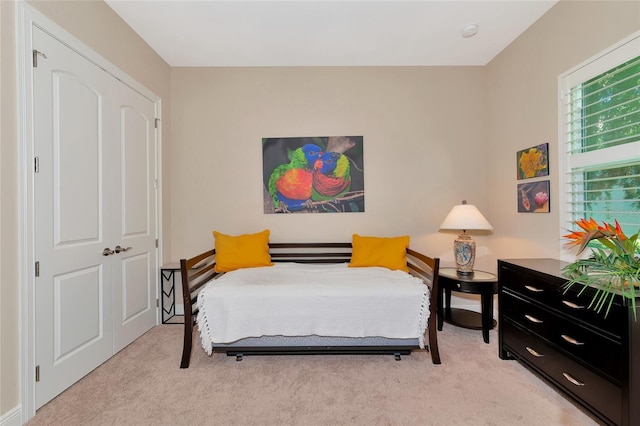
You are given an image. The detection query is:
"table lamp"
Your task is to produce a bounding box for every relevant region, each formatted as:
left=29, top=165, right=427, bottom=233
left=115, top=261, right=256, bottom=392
left=439, top=200, right=493, bottom=275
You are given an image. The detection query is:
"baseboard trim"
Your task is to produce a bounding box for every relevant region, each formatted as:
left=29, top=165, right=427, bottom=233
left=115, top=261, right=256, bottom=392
left=0, top=406, right=22, bottom=426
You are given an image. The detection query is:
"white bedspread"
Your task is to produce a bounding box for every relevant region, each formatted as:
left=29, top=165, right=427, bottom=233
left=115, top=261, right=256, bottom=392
left=196, top=263, right=430, bottom=355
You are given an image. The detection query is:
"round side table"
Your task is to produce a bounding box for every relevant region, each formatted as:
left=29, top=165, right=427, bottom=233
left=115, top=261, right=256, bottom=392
left=437, top=268, right=498, bottom=343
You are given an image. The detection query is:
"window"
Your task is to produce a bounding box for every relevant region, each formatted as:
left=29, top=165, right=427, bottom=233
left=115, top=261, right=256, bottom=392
left=560, top=33, right=640, bottom=254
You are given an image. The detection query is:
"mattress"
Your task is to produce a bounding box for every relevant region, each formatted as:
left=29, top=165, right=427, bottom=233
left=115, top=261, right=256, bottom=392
left=197, top=262, right=430, bottom=355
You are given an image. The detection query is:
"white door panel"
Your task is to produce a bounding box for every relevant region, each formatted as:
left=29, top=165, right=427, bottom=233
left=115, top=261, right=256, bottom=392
left=112, top=80, right=157, bottom=352
left=34, top=27, right=114, bottom=408
left=54, top=266, right=104, bottom=359
left=121, top=253, right=151, bottom=322
left=54, top=73, right=102, bottom=245
left=121, top=107, right=150, bottom=236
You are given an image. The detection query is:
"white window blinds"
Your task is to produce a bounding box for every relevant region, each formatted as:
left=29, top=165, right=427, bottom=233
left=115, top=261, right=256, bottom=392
left=560, top=34, right=640, bottom=239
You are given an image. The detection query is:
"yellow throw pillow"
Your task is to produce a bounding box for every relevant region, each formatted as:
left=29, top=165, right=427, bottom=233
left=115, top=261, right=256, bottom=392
left=348, top=234, right=410, bottom=272
left=212, top=229, right=273, bottom=272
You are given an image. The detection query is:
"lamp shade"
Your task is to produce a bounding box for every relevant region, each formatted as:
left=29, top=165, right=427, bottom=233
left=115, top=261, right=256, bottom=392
left=439, top=201, right=493, bottom=231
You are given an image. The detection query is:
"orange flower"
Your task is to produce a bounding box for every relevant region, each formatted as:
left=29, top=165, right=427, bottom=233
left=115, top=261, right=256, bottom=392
left=563, top=218, right=605, bottom=249
left=564, top=218, right=632, bottom=255
left=607, top=219, right=627, bottom=241
left=576, top=217, right=603, bottom=232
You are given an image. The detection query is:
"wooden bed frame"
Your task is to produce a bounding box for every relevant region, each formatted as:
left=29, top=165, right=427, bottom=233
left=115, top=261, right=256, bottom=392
left=179, top=242, right=441, bottom=368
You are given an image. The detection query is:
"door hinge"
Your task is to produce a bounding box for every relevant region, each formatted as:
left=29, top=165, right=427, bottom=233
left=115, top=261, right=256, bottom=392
left=155, top=118, right=160, bottom=129
left=155, top=239, right=158, bottom=248
left=34, top=157, right=39, bottom=173
left=35, top=365, right=40, bottom=382
left=32, top=50, right=47, bottom=68
left=156, top=298, right=159, bottom=308
left=35, top=261, right=40, bottom=277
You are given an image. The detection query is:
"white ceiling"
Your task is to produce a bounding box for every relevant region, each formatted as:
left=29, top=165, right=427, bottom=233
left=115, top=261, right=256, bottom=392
left=104, top=0, right=558, bottom=67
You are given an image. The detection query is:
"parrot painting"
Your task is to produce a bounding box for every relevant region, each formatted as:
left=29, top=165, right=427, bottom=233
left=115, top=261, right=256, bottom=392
left=268, top=143, right=323, bottom=211
left=312, top=151, right=351, bottom=201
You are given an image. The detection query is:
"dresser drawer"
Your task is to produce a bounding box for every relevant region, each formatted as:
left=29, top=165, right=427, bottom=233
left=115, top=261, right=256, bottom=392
left=500, top=264, right=561, bottom=303
left=500, top=265, right=624, bottom=337
left=502, top=320, right=622, bottom=425
left=503, top=292, right=623, bottom=382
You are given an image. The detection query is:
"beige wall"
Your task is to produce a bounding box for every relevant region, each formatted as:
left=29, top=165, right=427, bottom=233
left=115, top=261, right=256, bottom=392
left=168, top=2, right=639, bottom=267
left=1, top=0, right=19, bottom=416
left=169, top=66, right=491, bottom=266
left=485, top=0, right=640, bottom=261
left=0, top=0, right=170, bottom=418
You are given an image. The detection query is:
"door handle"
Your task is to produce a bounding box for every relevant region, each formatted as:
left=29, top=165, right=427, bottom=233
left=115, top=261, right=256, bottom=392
left=102, top=247, right=115, bottom=256
left=114, top=245, right=131, bottom=254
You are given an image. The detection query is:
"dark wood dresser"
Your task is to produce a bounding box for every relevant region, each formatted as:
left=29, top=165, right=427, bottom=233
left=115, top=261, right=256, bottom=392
left=498, top=258, right=640, bottom=426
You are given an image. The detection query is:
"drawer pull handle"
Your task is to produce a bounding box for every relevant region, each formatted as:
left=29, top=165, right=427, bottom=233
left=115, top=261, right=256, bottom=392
left=561, top=334, right=584, bottom=346
left=525, top=346, right=544, bottom=357
left=562, top=300, right=585, bottom=309
left=562, top=372, right=585, bottom=387
left=524, top=285, right=544, bottom=293
left=524, top=314, right=543, bottom=323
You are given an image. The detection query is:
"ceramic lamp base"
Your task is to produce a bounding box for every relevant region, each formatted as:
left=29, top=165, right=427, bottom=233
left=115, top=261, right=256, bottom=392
left=454, top=232, right=476, bottom=275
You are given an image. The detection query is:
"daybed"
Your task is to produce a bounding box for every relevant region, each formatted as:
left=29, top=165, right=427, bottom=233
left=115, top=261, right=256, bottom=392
left=179, top=241, right=441, bottom=368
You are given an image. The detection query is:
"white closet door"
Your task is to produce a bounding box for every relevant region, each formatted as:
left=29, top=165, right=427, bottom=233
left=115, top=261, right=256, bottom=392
left=33, top=26, right=115, bottom=408
left=112, top=79, right=158, bottom=352
left=32, top=26, right=158, bottom=408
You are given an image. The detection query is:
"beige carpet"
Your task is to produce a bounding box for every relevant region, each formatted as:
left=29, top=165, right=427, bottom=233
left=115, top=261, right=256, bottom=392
left=27, top=324, right=597, bottom=426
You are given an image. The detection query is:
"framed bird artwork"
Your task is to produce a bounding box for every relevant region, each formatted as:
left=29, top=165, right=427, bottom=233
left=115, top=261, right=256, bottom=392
left=262, top=136, right=365, bottom=214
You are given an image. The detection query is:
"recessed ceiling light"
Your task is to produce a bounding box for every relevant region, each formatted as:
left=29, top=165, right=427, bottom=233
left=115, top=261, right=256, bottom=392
left=462, top=24, right=479, bottom=38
